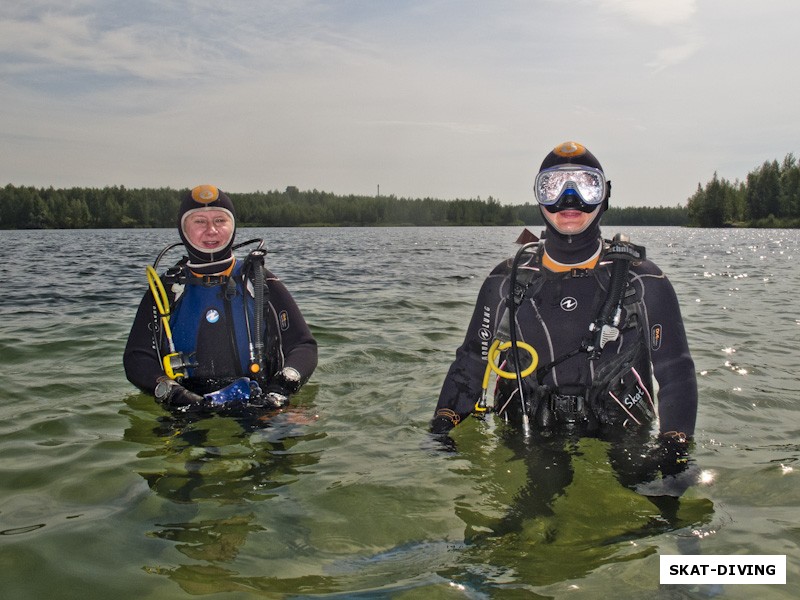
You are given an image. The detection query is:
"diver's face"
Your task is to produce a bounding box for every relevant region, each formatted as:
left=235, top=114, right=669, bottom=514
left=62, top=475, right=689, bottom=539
left=542, top=205, right=600, bottom=235
left=183, top=209, right=234, bottom=251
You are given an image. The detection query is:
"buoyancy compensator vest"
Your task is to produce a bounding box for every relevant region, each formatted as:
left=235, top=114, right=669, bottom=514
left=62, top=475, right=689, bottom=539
left=155, top=242, right=281, bottom=395
left=492, top=234, right=655, bottom=435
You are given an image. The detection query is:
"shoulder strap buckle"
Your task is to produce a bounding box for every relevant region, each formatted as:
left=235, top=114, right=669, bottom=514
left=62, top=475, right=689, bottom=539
left=603, top=233, right=646, bottom=262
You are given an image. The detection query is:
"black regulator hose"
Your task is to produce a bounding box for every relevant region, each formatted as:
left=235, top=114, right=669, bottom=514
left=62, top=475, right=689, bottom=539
left=598, top=258, right=629, bottom=325
left=235, top=240, right=267, bottom=378
left=587, top=233, right=643, bottom=359
left=152, top=242, right=184, bottom=271
left=508, top=241, right=539, bottom=436
left=246, top=248, right=267, bottom=373
left=252, top=254, right=265, bottom=365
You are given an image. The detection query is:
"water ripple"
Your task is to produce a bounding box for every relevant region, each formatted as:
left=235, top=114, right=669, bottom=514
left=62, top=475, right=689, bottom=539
left=2, top=226, right=799, bottom=599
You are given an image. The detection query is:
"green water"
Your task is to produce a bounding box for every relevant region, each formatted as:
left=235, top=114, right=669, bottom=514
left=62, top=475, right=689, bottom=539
left=1, top=226, right=797, bottom=599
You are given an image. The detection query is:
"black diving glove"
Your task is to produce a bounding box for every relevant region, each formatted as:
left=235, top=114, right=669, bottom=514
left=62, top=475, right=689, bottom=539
left=425, top=410, right=461, bottom=453
left=154, top=377, right=205, bottom=411
left=635, top=431, right=697, bottom=497
left=430, top=409, right=461, bottom=435
left=258, top=367, right=303, bottom=409
left=262, top=388, right=290, bottom=409
left=652, top=431, right=691, bottom=477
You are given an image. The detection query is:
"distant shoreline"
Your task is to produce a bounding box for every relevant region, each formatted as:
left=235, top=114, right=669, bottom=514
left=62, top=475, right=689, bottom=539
left=1, top=184, right=690, bottom=229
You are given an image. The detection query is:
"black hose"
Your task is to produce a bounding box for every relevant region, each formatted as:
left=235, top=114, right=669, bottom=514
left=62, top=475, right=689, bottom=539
left=598, top=258, right=629, bottom=323
left=252, top=255, right=265, bottom=365
left=152, top=242, right=184, bottom=271
left=233, top=238, right=265, bottom=252
left=508, top=242, right=538, bottom=434
left=241, top=248, right=267, bottom=373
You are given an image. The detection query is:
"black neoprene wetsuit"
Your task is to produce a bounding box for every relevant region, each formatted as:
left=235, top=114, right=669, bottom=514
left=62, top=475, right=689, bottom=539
left=433, top=236, right=697, bottom=438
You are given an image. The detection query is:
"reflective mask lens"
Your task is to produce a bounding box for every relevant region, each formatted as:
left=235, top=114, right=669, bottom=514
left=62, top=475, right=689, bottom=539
left=534, top=166, right=606, bottom=206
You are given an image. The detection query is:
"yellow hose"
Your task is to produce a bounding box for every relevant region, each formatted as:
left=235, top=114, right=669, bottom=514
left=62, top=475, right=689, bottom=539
left=146, top=265, right=175, bottom=350
left=146, top=265, right=186, bottom=378
left=475, top=339, right=539, bottom=413
left=488, top=340, right=539, bottom=380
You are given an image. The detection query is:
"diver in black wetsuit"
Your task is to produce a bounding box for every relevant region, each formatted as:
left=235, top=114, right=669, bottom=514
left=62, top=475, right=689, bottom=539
left=432, top=141, right=698, bottom=499
left=124, top=184, right=317, bottom=413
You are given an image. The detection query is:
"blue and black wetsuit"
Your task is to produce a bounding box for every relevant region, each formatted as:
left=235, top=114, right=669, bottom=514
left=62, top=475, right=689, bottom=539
left=124, top=258, right=317, bottom=398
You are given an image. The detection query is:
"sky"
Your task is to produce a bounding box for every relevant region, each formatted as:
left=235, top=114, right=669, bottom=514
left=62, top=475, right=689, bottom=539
left=1, top=0, right=798, bottom=208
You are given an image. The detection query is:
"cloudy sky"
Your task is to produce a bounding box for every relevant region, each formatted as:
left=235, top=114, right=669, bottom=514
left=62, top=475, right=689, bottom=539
left=1, top=1, right=796, bottom=207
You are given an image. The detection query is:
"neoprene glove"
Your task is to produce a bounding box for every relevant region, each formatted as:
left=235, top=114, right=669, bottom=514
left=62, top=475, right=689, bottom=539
left=258, top=367, right=303, bottom=408
left=155, top=377, right=205, bottom=411
left=430, top=409, right=461, bottom=434
left=165, top=386, right=205, bottom=410
left=652, top=432, right=691, bottom=477
left=635, top=432, right=697, bottom=497
left=262, top=381, right=290, bottom=408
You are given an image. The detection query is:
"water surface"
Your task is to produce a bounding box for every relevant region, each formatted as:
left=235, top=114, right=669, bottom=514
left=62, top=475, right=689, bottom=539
left=1, top=226, right=797, bottom=599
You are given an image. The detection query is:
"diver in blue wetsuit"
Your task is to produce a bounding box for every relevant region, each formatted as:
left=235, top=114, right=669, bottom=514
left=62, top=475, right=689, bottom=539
left=432, top=142, right=698, bottom=492
left=124, top=184, right=317, bottom=413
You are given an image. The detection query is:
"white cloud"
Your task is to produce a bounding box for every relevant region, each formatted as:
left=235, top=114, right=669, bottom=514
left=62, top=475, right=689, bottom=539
left=646, top=38, right=703, bottom=72
left=596, top=0, right=697, bottom=26
left=0, top=1, right=799, bottom=207
left=0, top=13, right=207, bottom=81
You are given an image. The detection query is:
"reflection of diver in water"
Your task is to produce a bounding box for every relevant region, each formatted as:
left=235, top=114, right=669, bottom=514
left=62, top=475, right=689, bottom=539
left=432, top=142, right=706, bottom=539
left=489, top=429, right=706, bottom=542
left=123, top=389, right=324, bottom=591
left=445, top=426, right=714, bottom=590
left=126, top=392, right=322, bottom=505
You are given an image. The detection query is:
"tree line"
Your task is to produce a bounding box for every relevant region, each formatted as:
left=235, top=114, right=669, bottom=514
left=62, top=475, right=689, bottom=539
left=0, top=183, right=690, bottom=229
left=687, top=154, right=800, bottom=227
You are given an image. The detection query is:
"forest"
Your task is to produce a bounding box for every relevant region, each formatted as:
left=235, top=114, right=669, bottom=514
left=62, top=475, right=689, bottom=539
left=5, top=153, right=798, bottom=230
left=686, top=153, right=800, bottom=227
left=0, top=183, right=687, bottom=229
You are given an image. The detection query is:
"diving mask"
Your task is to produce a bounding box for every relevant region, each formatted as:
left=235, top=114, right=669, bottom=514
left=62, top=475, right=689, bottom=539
left=534, top=165, right=607, bottom=207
